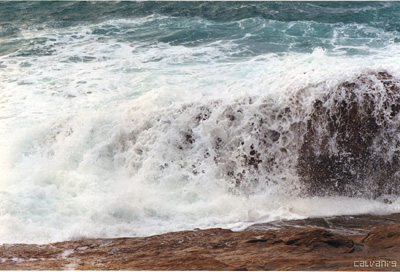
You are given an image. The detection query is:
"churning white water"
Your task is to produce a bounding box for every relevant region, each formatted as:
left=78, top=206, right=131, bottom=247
left=1, top=13, right=400, bottom=244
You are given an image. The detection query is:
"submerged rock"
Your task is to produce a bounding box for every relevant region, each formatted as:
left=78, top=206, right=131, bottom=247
left=297, top=72, right=400, bottom=198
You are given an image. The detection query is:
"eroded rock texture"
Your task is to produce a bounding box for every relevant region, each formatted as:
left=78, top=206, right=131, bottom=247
left=1, top=221, right=399, bottom=270
left=298, top=72, right=400, bottom=197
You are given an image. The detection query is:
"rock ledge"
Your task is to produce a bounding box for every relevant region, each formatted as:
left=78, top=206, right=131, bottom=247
left=1, top=221, right=400, bottom=270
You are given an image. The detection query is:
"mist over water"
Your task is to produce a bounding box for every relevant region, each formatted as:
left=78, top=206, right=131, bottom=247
left=1, top=2, right=400, bottom=244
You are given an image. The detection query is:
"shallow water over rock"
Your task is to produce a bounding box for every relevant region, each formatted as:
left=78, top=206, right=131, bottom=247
left=246, top=212, right=400, bottom=236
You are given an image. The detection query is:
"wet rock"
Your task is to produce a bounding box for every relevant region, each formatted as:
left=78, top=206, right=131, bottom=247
left=1, top=220, right=400, bottom=270
left=246, top=212, right=400, bottom=236
left=361, top=223, right=400, bottom=252
left=297, top=72, right=400, bottom=198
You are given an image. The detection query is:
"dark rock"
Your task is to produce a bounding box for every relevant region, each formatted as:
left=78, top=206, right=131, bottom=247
left=297, top=72, right=400, bottom=198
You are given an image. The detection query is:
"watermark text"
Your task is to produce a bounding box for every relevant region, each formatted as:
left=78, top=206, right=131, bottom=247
left=354, top=260, right=397, bottom=268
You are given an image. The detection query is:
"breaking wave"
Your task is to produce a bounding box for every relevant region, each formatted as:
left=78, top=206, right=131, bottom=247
left=1, top=2, right=400, bottom=244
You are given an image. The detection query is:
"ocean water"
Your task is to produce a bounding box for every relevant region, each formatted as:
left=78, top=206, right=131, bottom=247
left=1, top=2, right=400, bottom=244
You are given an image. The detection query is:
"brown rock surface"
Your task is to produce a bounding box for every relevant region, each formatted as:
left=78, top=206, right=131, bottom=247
left=1, top=219, right=400, bottom=270
left=297, top=71, right=400, bottom=198
left=246, top=212, right=400, bottom=236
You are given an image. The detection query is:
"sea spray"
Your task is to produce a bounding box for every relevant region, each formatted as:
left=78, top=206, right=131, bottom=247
left=2, top=62, right=400, bottom=244
left=1, top=2, right=400, bottom=244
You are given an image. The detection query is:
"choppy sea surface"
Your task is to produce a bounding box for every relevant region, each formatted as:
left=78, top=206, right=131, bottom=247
left=1, top=2, right=400, bottom=244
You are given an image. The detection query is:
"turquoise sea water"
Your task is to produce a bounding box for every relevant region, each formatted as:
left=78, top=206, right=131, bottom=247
left=1, top=2, right=400, bottom=57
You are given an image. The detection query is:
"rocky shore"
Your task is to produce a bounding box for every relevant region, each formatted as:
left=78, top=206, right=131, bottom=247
left=1, top=213, right=399, bottom=270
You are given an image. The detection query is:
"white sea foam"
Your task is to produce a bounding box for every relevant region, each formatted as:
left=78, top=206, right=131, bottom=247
left=1, top=17, right=400, bottom=244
